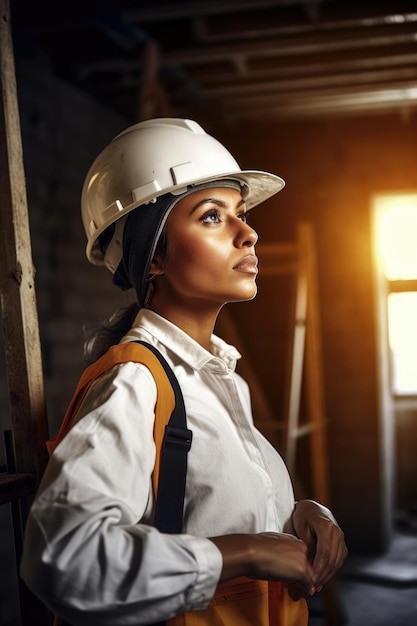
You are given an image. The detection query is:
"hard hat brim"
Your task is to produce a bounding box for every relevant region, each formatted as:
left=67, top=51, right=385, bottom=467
left=86, top=168, right=285, bottom=265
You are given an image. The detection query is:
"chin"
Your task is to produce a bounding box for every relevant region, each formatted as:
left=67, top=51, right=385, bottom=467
left=231, top=287, right=258, bottom=303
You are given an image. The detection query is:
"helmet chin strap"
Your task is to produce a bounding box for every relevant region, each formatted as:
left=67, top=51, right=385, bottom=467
left=103, top=216, right=127, bottom=274
left=143, top=280, right=155, bottom=308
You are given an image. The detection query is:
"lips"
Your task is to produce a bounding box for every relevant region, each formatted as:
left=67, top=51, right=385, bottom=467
left=233, top=254, right=258, bottom=274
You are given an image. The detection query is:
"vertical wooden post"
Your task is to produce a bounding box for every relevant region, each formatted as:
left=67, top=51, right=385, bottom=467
left=301, top=222, right=330, bottom=506
left=0, top=0, right=49, bottom=482
left=137, top=39, right=172, bottom=121
left=0, top=2, right=50, bottom=622
left=285, top=240, right=308, bottom=476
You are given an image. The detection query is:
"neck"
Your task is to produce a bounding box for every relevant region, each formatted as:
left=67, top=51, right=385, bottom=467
left=149, top=297, right=223, bottom=352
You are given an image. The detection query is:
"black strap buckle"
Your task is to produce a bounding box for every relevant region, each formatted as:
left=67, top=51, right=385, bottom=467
left=165, top=425, right=192, bottom=451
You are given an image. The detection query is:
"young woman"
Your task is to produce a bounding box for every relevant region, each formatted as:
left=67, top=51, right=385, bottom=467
left=21, top=118, right=347, bottom=625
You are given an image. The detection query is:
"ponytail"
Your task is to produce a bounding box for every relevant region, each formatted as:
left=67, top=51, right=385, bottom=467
left=83, top=302, right=140, bottom=365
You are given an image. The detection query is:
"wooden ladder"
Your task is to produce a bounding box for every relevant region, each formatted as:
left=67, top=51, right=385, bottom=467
left=0, top=1, right=51, bottom=623
left=284, top=222, right=329, bottom=505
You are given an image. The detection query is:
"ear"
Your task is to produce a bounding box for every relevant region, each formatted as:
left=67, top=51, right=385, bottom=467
left=149, top=253, right=165, bottom=277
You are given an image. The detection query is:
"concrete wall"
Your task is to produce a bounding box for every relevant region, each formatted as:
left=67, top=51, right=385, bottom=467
left=1, top=43, right=133, bottom=436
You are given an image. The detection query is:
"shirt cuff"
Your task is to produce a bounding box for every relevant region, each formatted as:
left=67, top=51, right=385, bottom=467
left=181, top=535, right=223, bottom=611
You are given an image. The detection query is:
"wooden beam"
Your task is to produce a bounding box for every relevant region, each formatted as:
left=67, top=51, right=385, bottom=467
left=0, top=5, right=52, bottom=623
left=0, top=0, right=49, bottom=484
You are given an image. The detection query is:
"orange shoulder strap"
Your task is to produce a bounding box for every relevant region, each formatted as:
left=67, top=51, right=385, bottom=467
left=46, top=342, right=176, bottom=495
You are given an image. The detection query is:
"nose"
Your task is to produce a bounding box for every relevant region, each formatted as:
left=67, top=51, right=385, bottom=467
left=236, top=219, right=258, bottom=247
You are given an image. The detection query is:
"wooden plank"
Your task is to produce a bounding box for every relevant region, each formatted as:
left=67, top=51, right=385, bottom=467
left=137, top=39, right=172, bottom=120
left=284, top=240, right=308, bottom=475
left=300, top=222, right=330, bottom=506
left=0, top=5, right=52, bottom=623
left=0, top=0, right=49, bottom=483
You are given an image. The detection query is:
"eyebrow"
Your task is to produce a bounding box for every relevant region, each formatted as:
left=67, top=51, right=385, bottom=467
left=189, top=196, right=245, bottom=215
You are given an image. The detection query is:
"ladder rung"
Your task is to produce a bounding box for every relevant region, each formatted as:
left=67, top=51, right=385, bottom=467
left=0, top=473, right=36, bottom=504
left=289, top=423, right=316, bottom=439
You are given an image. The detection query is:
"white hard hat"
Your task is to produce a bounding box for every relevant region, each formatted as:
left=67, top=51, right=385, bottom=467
left=81, top=117, right=285, bottom=267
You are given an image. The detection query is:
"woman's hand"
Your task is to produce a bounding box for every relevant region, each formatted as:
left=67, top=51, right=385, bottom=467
left=210, top=532, right=316, bottom=596
left=209, top=501, right=347, bottom=600
left=289, top=499, right=348, bottom=594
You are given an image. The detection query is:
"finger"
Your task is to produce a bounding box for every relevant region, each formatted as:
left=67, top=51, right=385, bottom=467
left=313, top=535, right=348, bottom=590
left=320, top=539, right=348, bottom=589
left=311, top=522, right=343, bottom=571
left=312, top=542, right=332, bottom=582
left=312, top=547, right=337, bottom=586
left=288, top=582, right=316, bottom=601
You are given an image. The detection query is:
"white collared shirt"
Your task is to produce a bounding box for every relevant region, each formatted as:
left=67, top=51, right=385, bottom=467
left=21, top=309, right=295, bottom=625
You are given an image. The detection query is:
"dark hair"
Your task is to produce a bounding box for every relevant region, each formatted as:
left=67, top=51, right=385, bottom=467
left=83, top=225, right=169, bottom=365
left=83, top=302, right=140, bottom=365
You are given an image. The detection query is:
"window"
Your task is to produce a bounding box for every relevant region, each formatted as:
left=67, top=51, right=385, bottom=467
left=374, top=194, right=417, bottom=395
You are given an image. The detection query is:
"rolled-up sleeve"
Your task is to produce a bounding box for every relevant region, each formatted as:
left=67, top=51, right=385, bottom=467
left=20, top=362, right=223, bottom=625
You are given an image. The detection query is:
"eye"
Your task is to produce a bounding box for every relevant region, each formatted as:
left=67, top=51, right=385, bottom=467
left=238, top=210, right=251, bottom=223
left=200, top=208, right=222, bottom=224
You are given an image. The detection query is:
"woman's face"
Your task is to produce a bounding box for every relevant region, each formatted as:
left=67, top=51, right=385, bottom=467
left=153, top=186, right=259, bottom=309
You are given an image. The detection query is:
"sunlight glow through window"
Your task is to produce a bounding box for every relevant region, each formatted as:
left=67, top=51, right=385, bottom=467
left=378, top=197, right=417, bottom=279
left=388, top=293, right=417, bottom=394
left=375, top=194, right=417, bottom=395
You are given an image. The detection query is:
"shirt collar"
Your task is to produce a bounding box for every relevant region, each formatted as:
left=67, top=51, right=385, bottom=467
left=122, top=308, right=241, bottom=372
